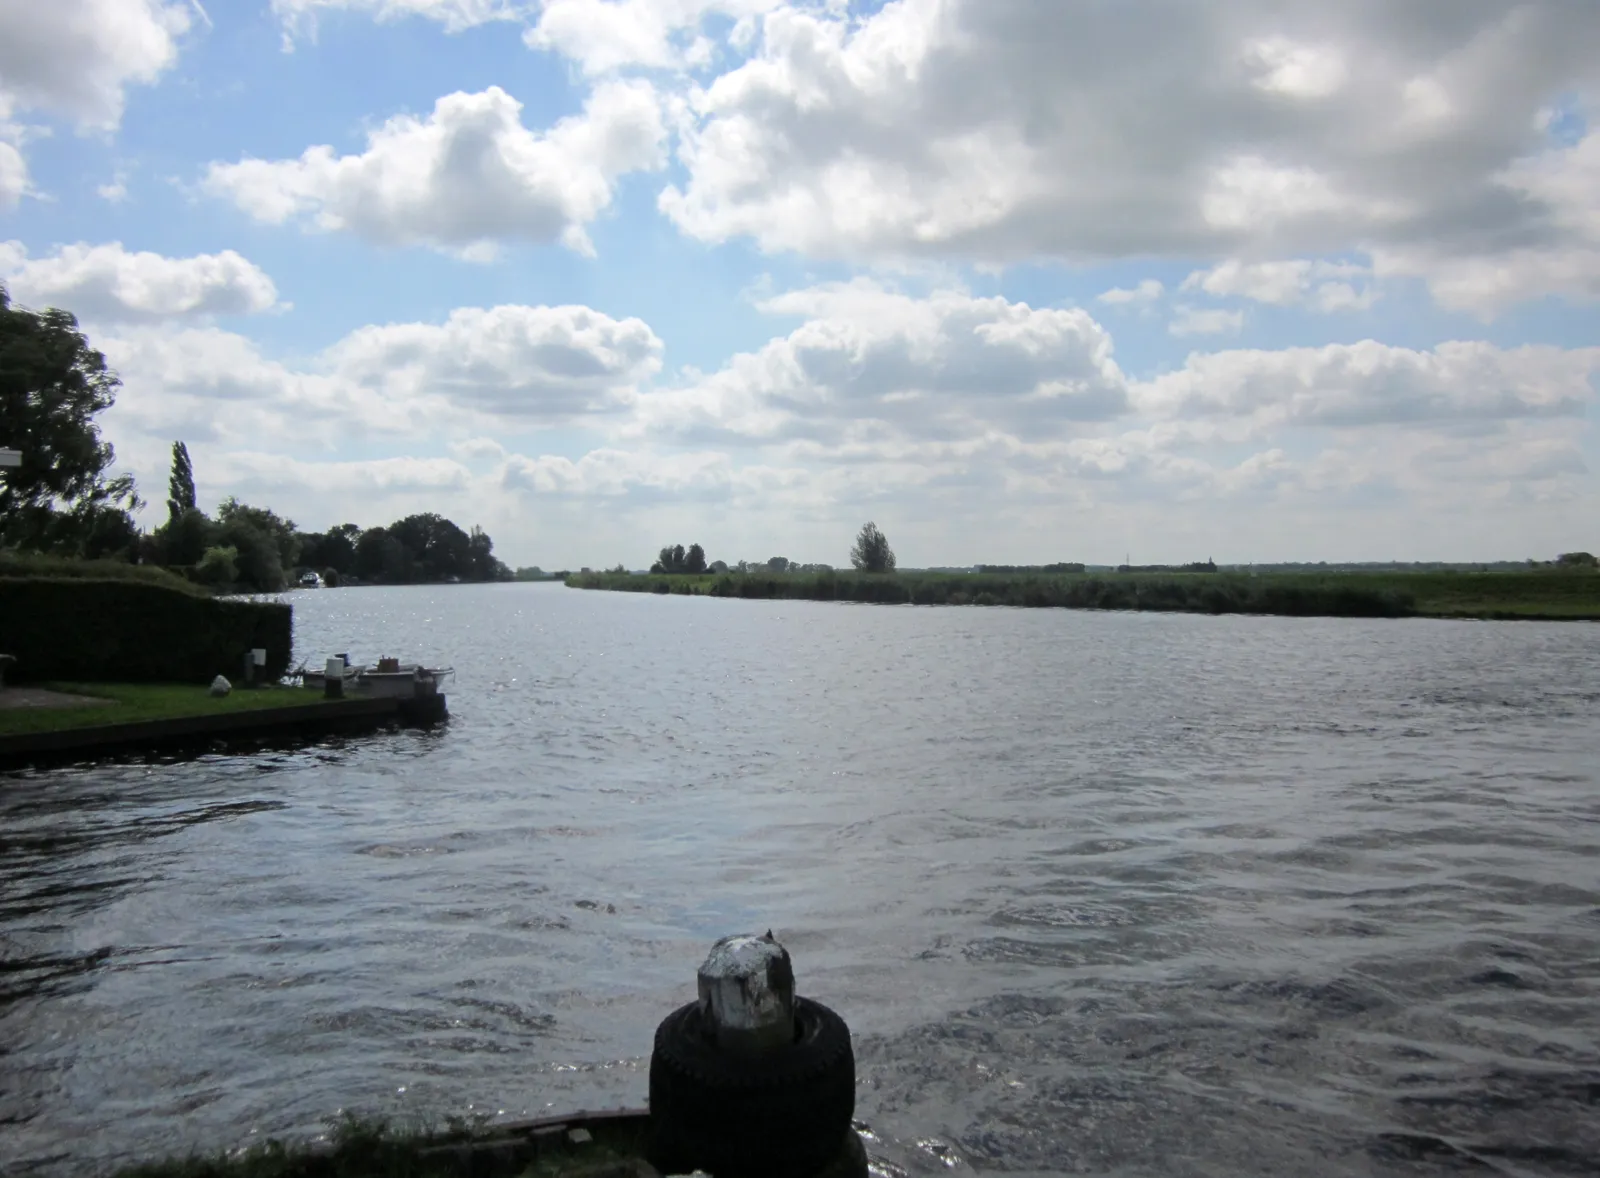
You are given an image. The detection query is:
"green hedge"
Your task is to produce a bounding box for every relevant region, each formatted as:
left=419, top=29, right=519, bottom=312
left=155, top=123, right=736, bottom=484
left=0, top=578, right=292, bottom=683
left=0, top=551, right=204, bottom=594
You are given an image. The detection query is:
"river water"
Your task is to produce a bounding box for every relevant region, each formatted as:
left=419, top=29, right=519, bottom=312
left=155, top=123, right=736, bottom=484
left=1, top=584, right=1597, bottom=1177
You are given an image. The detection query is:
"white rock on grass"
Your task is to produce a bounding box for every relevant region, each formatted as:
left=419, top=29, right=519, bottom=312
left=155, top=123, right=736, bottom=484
left=209, top=675, right=232, bottom=697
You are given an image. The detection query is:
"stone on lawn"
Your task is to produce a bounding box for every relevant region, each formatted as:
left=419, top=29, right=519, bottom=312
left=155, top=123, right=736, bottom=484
left=210, top=675, right=232, bottom=697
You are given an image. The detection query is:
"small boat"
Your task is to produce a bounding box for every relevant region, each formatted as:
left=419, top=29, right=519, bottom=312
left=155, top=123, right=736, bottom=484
left=300, top=658, right=454, bottom=698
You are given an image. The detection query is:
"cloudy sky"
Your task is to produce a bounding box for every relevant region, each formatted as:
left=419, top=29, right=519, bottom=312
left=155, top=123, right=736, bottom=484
left=2, top=0, right=1597, bottom=568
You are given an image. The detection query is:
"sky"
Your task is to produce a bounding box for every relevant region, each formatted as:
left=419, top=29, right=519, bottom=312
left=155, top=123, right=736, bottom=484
left=1, top=0, right=1597, bottom=570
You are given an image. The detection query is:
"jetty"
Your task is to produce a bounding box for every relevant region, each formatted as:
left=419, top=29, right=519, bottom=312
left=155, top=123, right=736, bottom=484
left=0, top=658, right=449, bottom=771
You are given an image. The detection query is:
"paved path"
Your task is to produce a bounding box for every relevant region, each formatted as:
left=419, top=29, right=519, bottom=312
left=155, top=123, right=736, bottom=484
left=0, top=687, right=114, bottom=710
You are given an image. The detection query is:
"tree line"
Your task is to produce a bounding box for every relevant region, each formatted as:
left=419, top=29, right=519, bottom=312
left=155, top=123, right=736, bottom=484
left=0, top=285, right=511, bottom=593
left=149, top=443, right=512, bottom=592
left=646, top=522, right=898, bottom=576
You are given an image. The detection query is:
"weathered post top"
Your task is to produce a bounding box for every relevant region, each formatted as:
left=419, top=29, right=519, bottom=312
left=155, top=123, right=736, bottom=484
left=696, top=930, right=796, bottom=1055
left=0, top=448, right=21, bottom=469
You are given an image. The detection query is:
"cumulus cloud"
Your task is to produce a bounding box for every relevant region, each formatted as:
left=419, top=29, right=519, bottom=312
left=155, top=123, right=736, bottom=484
left=0, top=140, right=27, bottom=210
left=1097, top=279, right=1164, bottom=306
left=502, top=446, right=745, bottom=498
left=1168, top=306, right=1245, bottom=337
left=1180, top=258, right=1374, bottom=310
left=1133, top=341, right=1600, bottom=429
left=0, top=0, right=189, bottom=208
left=94, top=301, right=662, bottom=454
left=0, top=0, right=190, bottom=130
left=526, top=0, right=780, bottom=75
left=325, top=303, right=663, bottom=418
left=1369, top=124, right=1600, bottom=315
left=629, top=279, right=1128, bottom=446
left=225, top=451, right=475, bottom=495
left=202, top=82, right=666, bottom=256
left=656, top=0, right=1600, bottom=315
left=85, top=289, right=1600, bottom=564
left=272, top=0, right=522, bottom=44
left=0, top=241, right=281, bottom=322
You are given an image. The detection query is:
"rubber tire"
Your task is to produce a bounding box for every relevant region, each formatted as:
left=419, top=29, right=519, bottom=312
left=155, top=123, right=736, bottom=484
left=647, top=997, right=855, bottom=1178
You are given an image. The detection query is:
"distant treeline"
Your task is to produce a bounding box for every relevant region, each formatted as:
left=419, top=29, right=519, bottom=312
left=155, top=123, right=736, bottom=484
left=568, top=569, right=1416, bottom=618
left=1221, top=555, right=1597, bottom=573
left=568, top=565, right=1600, bottom=621
left=147, top=444, right=512, bottom=592
left=976, top=562, right=1088, bottom=574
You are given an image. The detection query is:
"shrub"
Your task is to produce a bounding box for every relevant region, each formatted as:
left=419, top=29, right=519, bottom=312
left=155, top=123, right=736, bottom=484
left=0, top=577, right=292, bottom=683
left=195, top=545, right=239, bottom=586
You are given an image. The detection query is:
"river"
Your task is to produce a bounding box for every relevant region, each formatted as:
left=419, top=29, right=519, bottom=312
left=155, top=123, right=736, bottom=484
left=2, top=583, right=1597, bottom=1176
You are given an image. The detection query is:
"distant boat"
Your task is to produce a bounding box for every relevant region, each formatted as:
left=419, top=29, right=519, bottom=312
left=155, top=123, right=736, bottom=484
left=298, top=571, right=323, bottom=588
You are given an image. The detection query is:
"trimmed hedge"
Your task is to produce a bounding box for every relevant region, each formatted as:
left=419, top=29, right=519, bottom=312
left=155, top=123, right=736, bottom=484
left=0, top=578, right=292, bottom=683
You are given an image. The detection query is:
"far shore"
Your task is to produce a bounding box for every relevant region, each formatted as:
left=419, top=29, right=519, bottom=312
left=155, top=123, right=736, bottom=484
left=563, top=567, right=1600, bottom=622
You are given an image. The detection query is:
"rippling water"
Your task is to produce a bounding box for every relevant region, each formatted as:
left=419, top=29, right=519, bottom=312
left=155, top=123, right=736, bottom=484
left=2, top=584, right=1598, bottom=1177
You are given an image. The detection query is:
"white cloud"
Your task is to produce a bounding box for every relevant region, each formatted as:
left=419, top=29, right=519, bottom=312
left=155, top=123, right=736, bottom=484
left=1169, top=306, right=1245, bottom=337
left=325, top=303, right=663, bottom=418
left=272, top=0, right=522, bottom=44
left=1134, top=341, right=1600, bottom=428
left=0, top=0, right=190, bottom=130
left=0, top=241, right=281, bottom=322
left=85, top=290, right=1600, bottom=565
left=629, top=279, right=1128, bottom=446
left=94, top=301, right=662, bottom=459
left=97, top=175, right=129, bottom=203
left=0, top=139, right=27, bottom=210
left=1181, top=257, right=1375, bottom=311
left=1372, top=127, right=1600, bottom=316
left=1241, top=36, right=1347, bottom=101
left=450, top=436, right=509, bottom=464
left=526, top=0, right=781, bottom=76
left=226, top=452, right=475, bottom=496
left=502, top=447, right=745, bottom=498
left=1097, top=279, right=1163, bottom=306
left=202, top=82, right=666, bottom=256
left=657, top=0, right=1600, bottom=316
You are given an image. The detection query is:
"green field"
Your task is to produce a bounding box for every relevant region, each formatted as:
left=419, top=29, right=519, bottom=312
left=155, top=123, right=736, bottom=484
left=0, top=682, right=327, bottom=737
left=564, top=568, right=1600, bottom=621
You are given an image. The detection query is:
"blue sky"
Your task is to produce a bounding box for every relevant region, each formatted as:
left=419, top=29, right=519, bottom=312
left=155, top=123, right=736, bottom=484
left=1, top=0, right=1597, bottom=568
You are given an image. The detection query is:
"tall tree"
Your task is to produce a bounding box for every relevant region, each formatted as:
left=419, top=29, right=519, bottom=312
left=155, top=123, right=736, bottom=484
left=0, top=285, right=140, bottom=553
left=850, top=522, right=895, bottom=573
left=215, top=498, right=300, bottom=591
left=166, top=441, right=196, bottom=523
left=685, top=543, right=707, bottom=574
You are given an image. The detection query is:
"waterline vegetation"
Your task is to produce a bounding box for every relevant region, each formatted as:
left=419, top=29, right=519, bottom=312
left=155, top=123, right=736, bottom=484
left=566, top=526, right=1600, bottom=621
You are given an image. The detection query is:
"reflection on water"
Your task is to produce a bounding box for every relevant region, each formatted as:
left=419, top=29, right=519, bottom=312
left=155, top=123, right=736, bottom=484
left=2, top=584, right=1598, bottom=1176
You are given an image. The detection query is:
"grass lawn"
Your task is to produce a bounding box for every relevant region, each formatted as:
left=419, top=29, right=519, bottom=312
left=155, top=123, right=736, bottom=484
left=0, top=682, right=328, bottom=738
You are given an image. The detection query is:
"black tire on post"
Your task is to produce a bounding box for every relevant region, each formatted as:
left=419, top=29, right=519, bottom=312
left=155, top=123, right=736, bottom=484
left=647, top=996, right=856, bottom=1178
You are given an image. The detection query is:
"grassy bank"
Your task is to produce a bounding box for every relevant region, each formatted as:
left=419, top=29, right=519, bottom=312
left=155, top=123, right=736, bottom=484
left=0, top=682, right=326, bottom=737
left=564, top=569, right=1600, bottom=621
left=0, top=551, right=204, bottom=594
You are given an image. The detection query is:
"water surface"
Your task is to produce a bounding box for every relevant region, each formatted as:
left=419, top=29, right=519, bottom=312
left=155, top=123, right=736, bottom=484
left=2, top=584, right=1597, bottom=1176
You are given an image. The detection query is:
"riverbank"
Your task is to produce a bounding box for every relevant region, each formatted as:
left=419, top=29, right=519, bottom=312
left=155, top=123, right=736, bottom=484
left=564, top=569, right=1600, bottom=620
left=0, top=683, right=321, bottom=736
left=0, top=682, right=445, bottom=769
